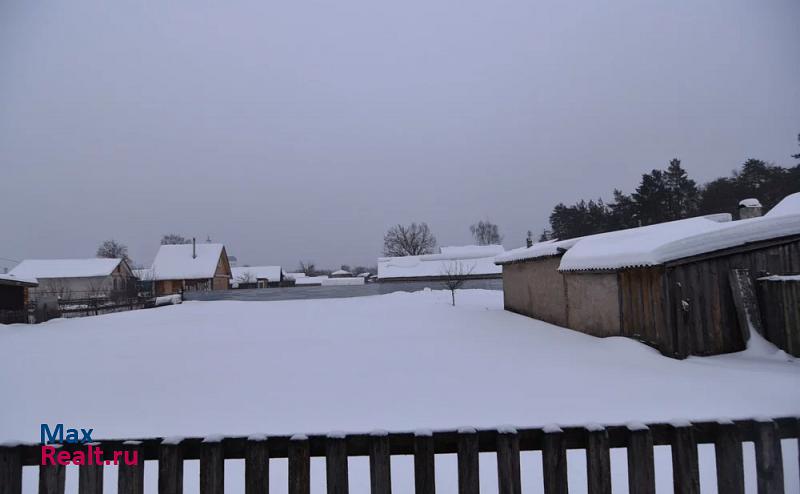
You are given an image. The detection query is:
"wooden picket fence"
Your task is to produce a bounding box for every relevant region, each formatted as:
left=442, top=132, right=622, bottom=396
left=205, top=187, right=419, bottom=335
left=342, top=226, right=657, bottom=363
left=0, top=417, right=798, bottom=494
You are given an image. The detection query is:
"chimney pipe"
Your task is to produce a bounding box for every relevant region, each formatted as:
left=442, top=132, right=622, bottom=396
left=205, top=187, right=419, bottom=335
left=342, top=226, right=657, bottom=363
left=738, top=198, right=763, bottom=220
left=192, top=237, right=197, bottom=259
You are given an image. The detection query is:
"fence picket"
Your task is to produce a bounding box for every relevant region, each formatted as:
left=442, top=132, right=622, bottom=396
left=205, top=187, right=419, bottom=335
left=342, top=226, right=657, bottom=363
left=413, top=432, right=435, bottom=494
left=542, top=426, right=568, bottom=494
left=626, top=425, right=655, bottom=494
left=289, top=436, right=310, bottom=494
left=714, top=421, right=744, bottom=494
left=496, top=429, right=521, bottom=494
left=245, top=437, right=269, bottom=494
left=370, top=432, right=392, bottom=494
left=159, top=441, right=184, bottom=494
left=78, top=461, right=103, bottom=494
left=457, top=429, right=479, bottom=494
left=671, top=423, right=699, bottom=494
left=200, top=440, right=224, bottom=494
left=326, top=435, right=349, bottom=494
left=118, top=443, right=144, bottom=494
left=0, top=447, right=22, bottom=494
left=39, top=462, right=65, bottom=494
left=586, top=426, right=611, bottom=494
left=754, top=419, right=784, bottom=494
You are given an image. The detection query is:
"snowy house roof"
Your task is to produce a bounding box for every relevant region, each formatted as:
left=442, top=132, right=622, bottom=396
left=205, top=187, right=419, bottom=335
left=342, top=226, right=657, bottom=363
left=764, top=191, right=800, bottom=217
left=10, top=258, right=124, bottom=279
left=378, top=244, right=504, bottom=280
left=0, top=273, right=38, bottom=286
left=151, top=243, right=226, bottom=281
left=284, top=272, right=307, bottom=279
left=331, top=269, right=351, bottom=276
left=494, top=238, right=582, bottom=264
left=231, top=266, right=282, bottom=281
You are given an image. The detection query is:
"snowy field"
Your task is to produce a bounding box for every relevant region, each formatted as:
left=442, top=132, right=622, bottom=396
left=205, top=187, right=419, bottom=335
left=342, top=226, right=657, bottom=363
left=1, top=289, right=798, bottom=492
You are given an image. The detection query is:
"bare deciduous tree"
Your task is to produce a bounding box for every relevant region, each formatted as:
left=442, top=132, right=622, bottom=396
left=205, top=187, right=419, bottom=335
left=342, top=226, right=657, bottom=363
left=383, top=222, right=437, bottom=257
left=236, top=271, right=256, bottom=284
left=441, top=260, right=475, bottom=306
left=470, top=220, right=503, bottom=245
left=161, top=234, right=190, bottom=245
left=298, top=261, right=316, bottom=276
left=97, top=239, right=130, bottom=262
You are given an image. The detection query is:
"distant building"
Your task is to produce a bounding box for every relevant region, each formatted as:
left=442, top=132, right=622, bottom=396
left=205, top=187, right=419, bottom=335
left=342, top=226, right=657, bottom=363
left=330, top=269, right=353, bottom=278
left=150, top=242, right=231, bottom=295
left=230, top=266, right=284, bottom=288
left=0, top=273, right=38, bottom=324
left=496, top=193, right=800, bottom=358
left=377, top=245, right=504, bottom=282
left=9, top=258, right=135, bottom=302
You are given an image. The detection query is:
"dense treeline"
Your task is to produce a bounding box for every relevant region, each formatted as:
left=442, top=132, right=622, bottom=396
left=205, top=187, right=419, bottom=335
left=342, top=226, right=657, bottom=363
left=541, top=135, right=800, bottom=241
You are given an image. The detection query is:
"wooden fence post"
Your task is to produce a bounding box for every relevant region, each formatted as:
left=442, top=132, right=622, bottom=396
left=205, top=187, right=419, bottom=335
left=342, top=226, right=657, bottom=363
left=671, top=422, right=699, bottom=494
left=39, top=462, right=66, bottom=494
left=626, top=424, right=655, bottom=494
left=413, top=431, right=435, bottom=494
left=754, top=419, right=784, bottom=494
left=0, top=446, right=22, bottom=494
left=542, top=425, right=568, bottom=494
left=118, top=442, right=144, bottom=494
left=585, top=425, right=611, bottom=494
left=288, top=435, right=310, bottom=494
left=457, top=428, right=479, bottom=494
left=245, top=436, right=269, bottom=494
left=496, top=427, right=521, bottom=494
left=78, top=444, right=103, bottom=494
left=200, top=439, right=224, bottom=494
left=370, top=431, right=392, bottom=494
left=326, top=433, right=349, bottom=494
left=159, top=440, right=184, bottom=494
left=714, top=421, right=744, bottom=494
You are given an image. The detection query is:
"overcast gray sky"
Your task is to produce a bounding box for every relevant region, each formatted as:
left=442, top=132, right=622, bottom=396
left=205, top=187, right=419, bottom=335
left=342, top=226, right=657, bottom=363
left=1, top=0, right=798, bottom=270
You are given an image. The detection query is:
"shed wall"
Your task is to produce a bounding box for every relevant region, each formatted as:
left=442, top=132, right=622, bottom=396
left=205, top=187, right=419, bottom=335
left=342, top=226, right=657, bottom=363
left=501, top=257, right=567, bottom=327
left=564, top=273, right=620, bottom=337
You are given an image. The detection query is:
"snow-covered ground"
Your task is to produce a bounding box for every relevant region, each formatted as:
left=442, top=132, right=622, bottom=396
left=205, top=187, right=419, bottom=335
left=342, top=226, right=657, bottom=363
left=1, top=289, right=798, bottom=493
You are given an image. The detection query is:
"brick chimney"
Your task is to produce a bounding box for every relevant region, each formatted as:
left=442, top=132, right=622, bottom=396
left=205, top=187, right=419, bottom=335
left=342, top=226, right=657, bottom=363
left=738, top=198, right=763, bottom=219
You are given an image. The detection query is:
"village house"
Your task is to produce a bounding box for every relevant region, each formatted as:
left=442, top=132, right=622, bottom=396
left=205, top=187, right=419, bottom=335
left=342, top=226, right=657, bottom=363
left=330, top=269, right=353, bottom=278
left=230, top=266, right=284, bottom=288
left=150, top=242, right=231, bottom=295
left=377, top=245, right=504, bottom=282
left=0, top=273, right=38, bottom=324
left=496, top=193, right=800, bottom=358
left=9, top=258, right=135, bottom=302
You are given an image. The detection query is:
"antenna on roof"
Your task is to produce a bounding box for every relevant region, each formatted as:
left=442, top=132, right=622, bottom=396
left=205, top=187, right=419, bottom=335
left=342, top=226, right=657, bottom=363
left=206, top=234, right=212, bottom=243
left=192, top=237, right=197, bottom=259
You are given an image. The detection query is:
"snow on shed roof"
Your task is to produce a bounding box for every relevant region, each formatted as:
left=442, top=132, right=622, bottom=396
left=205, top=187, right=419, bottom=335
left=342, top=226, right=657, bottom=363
left=10, top=258, right=123, bottom=279
left=378, top=245, right=503, bottom=279
left=151, top=244, right=225, bottom=281
left=0, top=273, right=38, bottom=286
left=559, top=209, right=800, bottom=271
left=494, top=238, right=582, bottom=264
left=765, top=191, right=800, bottom=217
left=231, top=266, right=282, bottom=281
left=331, top=269, right=351, bottom=275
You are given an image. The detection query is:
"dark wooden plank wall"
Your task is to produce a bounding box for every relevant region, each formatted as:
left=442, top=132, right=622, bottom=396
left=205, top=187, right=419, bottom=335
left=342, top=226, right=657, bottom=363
left=758, top=278, right=800, bottom=357
left=619, top=238, right=800, bottom=357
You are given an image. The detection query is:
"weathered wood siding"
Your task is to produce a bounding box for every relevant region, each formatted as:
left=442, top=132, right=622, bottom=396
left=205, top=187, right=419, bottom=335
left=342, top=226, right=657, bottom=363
left=618, top=267, right=675, bottom=355
left=501, top=257, right=568, bottom=327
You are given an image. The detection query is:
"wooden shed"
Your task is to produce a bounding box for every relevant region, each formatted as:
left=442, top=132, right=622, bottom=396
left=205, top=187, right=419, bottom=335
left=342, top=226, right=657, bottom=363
left=150, top=242, right=231, bottom=295
left=497, top=194, right=800, bottom=358
left=0, top=273, right=38, bottom=324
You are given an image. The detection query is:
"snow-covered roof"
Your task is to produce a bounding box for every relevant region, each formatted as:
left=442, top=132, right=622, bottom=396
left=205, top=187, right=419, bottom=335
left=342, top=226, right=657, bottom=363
left=0, top=273, right=38, bottom=286
left=496, top=193, right=800, bottom=271
left=494, top=238, right=583, bottom=264
left=284, top=272, right=307, bottom=279
left=151, top=244, right=226, bottom=281
left=378, top=245, right=504, bottom=279
left=739, top=198, right=762, bottom=208
left=231, top=266, right=282, bottom=281
left=765, top=191, right=800, bottom=217
left=331, top=269, right=351, bottom=276
left=10, top=258, right=123, bottom=279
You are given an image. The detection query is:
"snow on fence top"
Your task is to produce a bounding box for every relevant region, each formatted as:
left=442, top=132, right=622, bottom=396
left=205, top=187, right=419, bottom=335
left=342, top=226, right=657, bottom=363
left=151, top=243, right=225, bottom=281
left=231, top=266, right=282, bottom=281
left=10, top=258, right=123, bottom=279
left=496, top=193, right=800, bottom=271
left=378, top=245, right=504, bottom=279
